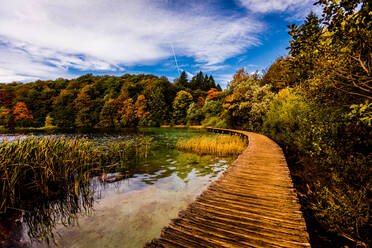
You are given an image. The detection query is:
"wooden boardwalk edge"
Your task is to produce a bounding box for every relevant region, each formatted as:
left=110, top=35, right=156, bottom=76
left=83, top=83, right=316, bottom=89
left=145, top=128, right=311, bottom=248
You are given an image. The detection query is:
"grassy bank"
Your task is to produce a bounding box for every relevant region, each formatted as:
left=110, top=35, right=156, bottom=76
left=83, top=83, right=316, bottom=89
left=176, top=134, right=247, bottom=156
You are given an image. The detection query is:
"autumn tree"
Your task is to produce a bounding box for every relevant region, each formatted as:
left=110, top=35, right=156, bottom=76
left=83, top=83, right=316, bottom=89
left=0, top=107, right=13, bottom=128
left=229, top=68, right=251, bottom=89
left=135, top=94, right=151, bottom=126
left=223, top=78, right=273, bottom=130
left=13, top=102, right=33, bottom=127
left=196, top=96, right=205, bottom=109
left=173, top=90, right=193, bottom=124
left=135, top=95, right=149, bottom=118
left=118, top=98, right=136, bottom=127
left=202, top=99, right=222, bottom=119
left=52, top=89, right=77, bottom=128
left=44, top=114, right=54, bottom=127
left=0, top=90, right=15, bottom=108
left=74, top=86, right=96, bottom=128
left=145, top=78, right=175, bottom=125
left=314, top=0, right=372, bottom=100
left=206, top=88, right=220, bottom=100
left=21, top=83, right=57, bottom=127
left=186, top=103, right=203, bottom=125
left=99, top=98, right=120, bottom=128
left=262, top=57, right=295, bottom=91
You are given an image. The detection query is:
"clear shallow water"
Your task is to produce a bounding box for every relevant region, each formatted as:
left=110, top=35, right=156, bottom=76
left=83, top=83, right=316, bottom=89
left=1, top=128, right=236, bottom=248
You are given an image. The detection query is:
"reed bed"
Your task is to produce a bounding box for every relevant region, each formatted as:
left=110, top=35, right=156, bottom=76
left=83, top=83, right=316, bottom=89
left=0, top=136, right=153, bottom=215
left=0, top=135, right=154, bottom=244
left=176, top=134, right=247, bottom=156
left=105, top=136, right=153, bottom=164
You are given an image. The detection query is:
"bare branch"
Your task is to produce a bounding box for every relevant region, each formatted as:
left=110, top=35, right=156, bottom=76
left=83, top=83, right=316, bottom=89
left=332, top=84, right=372, bottom=100
left=351, top=55, right=371, bottom=76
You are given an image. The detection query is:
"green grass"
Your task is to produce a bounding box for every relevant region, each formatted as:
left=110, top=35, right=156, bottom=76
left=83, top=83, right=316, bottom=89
left=176, top=134, right=247, bottom=156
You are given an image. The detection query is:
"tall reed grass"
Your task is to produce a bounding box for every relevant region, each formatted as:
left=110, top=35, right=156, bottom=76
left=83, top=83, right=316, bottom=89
left=176, top=134, right=247, bottom=156
left=105, top=136, right=153, bottom=165
left=0, top=136, right=153, bottom=215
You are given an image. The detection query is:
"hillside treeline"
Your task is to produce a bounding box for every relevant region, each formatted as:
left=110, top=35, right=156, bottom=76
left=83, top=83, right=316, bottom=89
left=0, top=71, right=221, bottom=129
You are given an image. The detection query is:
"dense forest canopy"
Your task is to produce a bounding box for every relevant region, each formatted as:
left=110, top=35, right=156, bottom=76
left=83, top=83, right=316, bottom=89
left=0, top=72, right=222, bottom=129
left=0, top=0, right=371, bottom=247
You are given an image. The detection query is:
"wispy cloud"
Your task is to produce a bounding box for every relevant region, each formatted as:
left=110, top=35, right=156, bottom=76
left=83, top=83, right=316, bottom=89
left=198, top=64, right=230, bottom=72
left=239, top=0, right=317, bottom=16
left=0, top=41, right=74, bottom=82
left=238, top=0, right=313, bottom=13
left=214, top=73, right=235, bottom=89
left=0, top=0, right=263, bottom=82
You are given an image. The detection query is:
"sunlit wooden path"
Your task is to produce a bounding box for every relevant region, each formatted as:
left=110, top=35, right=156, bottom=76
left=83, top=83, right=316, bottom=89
left=145, top=128, right=310, bottom=248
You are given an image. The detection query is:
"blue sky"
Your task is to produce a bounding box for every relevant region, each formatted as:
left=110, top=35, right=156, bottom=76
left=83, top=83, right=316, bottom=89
left=0, top=0, right=321, bottom=88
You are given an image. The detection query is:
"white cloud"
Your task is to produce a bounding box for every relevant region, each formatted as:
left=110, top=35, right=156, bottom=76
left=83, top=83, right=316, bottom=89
left=238, top=0, right=313, bottom=13
left=199, top=64, right=229, bottom=72
left=0, top=43, right=74, bottom=82
left=185, top=71, right=194, bottom=80
left=214, top=73, right=234, bottom=89
left=0, top=0, right=262, bottom=82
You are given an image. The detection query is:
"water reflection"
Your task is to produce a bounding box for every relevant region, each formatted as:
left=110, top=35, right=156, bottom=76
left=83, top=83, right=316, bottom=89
left=23, top=185, right=94, bottom=244
left=0, top=128, right=235, bottom=248
left=1, top=180, right=94, bottom=247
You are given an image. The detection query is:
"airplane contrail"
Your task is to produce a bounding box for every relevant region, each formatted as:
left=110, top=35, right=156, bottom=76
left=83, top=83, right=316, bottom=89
left=170, top=43, right=181, bottom=77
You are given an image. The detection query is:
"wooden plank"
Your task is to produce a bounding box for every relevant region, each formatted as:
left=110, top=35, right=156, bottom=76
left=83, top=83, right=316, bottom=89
left=145, top=128, right=310, bottom=248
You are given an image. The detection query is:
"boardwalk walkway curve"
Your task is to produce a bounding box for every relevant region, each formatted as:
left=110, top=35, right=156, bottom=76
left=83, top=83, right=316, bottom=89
left=145, top=128, right=310, bottom=248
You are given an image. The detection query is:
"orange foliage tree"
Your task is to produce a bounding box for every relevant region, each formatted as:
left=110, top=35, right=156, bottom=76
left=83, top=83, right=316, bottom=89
left=118, top=98, right=136, bottom=127
left=13, top=102, right=33, bottom=127
left=206, top=88, right=219, bottom=100
left=135, top=95, right=150, bottom=118
left=230, top=68, right=251, bottom=87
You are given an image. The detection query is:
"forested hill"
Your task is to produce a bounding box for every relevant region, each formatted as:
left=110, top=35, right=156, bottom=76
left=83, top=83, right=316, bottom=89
left=0, top=71, right=222, bottom=129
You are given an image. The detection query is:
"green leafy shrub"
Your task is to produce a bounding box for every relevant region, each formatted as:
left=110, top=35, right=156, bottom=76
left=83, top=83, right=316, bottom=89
left=222, top=78, right=274, bottom=131
left=201, top=116, right=228, bottom=128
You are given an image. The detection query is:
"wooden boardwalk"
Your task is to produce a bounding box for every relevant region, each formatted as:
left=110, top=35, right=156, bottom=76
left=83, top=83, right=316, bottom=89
left=145, top=128, right=310, bottom=248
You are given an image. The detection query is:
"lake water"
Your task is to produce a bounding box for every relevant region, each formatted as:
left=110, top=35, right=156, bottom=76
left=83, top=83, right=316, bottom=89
left=0, top=128, right=236, bottom=248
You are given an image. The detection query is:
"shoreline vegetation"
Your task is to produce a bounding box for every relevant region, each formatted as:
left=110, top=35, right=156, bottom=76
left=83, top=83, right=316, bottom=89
left=0, top=136, right=152, bottom=215
left=176, top=134, right=247, bottom=156
left=0, top=125, right=203, bottom=134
